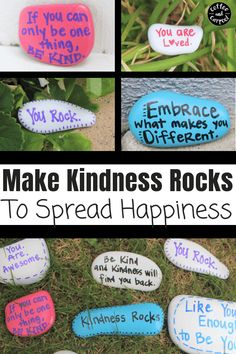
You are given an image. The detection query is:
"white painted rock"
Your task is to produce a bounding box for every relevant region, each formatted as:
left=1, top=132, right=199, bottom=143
left=0, top=238, right=50, bottom=285
left=148, top=24, right=203, bottom=55
left=92, top=251, right=162, bottom=291
left=164, top=239, right=229, bottom=279
left=54, top=351, right=78, bottom=354
left=168, top=295, right=236, bottom=354
left=18, top=99, right=96, bottom=134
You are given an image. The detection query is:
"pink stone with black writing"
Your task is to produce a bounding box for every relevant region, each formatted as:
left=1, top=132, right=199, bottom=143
left=5, top=290, right=55, bottom=337
left=0, top=238, right=50, bottom=285
left=19, top=4, right=94, bottom=66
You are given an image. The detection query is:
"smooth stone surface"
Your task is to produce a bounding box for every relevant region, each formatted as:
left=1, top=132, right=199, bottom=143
left=92, top=251, right=162, bottom=291
left=18, top=99, right=96, bottom=134
left=0, top=238, right=50, bottom=285
left=168, top=295, right=236, bottom=354
left=148, top=24, right=203, bottom=55
left=54, top=352, right=78, bottom=354
left=72, top=303, right=164, bottom=338
left=19, top=4, right=94, bottom=66
left=128, top=90, right=230, bottom=148
left=5, top=290, right=55, bottom=337
left=164, top=239, right=229, bottom=279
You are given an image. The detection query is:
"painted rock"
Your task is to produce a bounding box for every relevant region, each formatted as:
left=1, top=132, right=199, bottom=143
left=72, top=303, right=164, bottom=338
left=0, top=238, right=50, bottom=285
left=92, top=251, right=162, bottom=291
left=164, top=239, right=229, bottom=279
left=148, top=24, right=203, bottom=55
left=5, top=290, right=55, bottom=337
left=54, top=352, right=78, bottom=354
left=128, top=91, right=230, bottom=148
left=18, top=100, right=96, bottom=134
left=19, top=4, right=94, bottom=66
left=168, top=295, right=236, bottom=354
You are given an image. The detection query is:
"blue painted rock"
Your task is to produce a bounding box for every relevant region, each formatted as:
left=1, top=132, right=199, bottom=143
left=92, top=251, right=162, bottom=291
left=168, top=295, right=236, bottom=354
left=128, top=91, right=230, bottom=148
left=0, top=238, right=50, bottom=285
left=18, top=99, right=96, bottom=134
left=148, top=24, right=203, bottom=55
left=164, top=239, right=229, bottom=279
left=72, top=303, right=164, bottom=338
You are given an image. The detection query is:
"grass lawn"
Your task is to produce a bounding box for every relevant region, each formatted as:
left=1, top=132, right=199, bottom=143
left=0, top=238, right=235, bottom=353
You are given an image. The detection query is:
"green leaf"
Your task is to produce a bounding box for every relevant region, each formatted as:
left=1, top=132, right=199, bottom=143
left=12, top=85, right=29, bottom=116
left=68, top=84, right=98, bottom=112
left=48, top=78, right=66, bottom=101
left=86, top=78, right=115, bottom=98
left=34, top=91, right=50, bottom=101
left=47, top=131, right=92, bottom=151
left=0, top=81, right=14, bottom=113
left=22, top=130, right=46, bottom=151
left=0, top=112, right=23, bottom=151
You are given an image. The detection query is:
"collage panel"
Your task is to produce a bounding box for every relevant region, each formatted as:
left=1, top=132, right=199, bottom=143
left=0, top=78, right=115, bottom=151
left=0, top=0, right=115, bottom=72
left=121, top=77, right=235, bottom=151
left=121, top=0, right=236, bottom=72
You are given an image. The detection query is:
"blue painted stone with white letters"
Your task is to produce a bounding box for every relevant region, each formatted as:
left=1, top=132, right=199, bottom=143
left=168, top=295, right=236, bottom=354
left=72, top=303, right=164, bottom=338
left=128, top=91, right=230, bottom=148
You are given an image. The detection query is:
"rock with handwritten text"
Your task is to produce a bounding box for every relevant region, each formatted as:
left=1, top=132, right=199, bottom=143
left=148, top=24, right=203, bottom=55
left=0, top=238, right=50, bottom=285
left=72, top=303, right=164, bottom=338
left=18, top=100, right=96, bottom=134
left=92, top=251, right=162, bottom=291
left=168, top=295, right=236, bottom=354
left=5, top=290, right=55, bottom=337
left=19, top=4, right=94, bottom=66
left=54, top=351, right=78, bottom=354
left=128, top=91, right=230, bottom=148
left=164, top=239, right=229, bottom=279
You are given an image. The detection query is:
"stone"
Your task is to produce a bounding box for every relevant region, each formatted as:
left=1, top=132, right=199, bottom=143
left=168, top=295, right=236, bottom=354
left=18, top=99, right=96, bottom=134
left=5, top=290, right=55, bottom=337
left=128, top=90, right=230, bottom=148
left=148, top=24, right=203, bottom=55
left=0, top=238, right=50, bottom=285
left=164, top=239, right=229, bottom=279
left=19, top=4, right=94, bottom=66
left=54, top=352, right=77, bottom=354
left=72, top=303, right=164, bottom=338
left=91, top=251, right=162, bottom=291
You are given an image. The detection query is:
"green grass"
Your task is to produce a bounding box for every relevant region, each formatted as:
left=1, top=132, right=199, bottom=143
left=0, top=238, right=235, bottom=353
left=121, top=0, right=236, bottom=71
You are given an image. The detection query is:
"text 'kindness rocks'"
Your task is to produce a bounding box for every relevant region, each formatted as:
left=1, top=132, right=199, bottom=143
left=72, top=303, right=164, bottom=338
left=18, top=100, right=96, bottom=134
left=0, top=239, right=50, bottom=285
left=92, top=251, right=162, bottom=291
left=148, top=24, right=203, bottom=55
left=5, top=290, right=55, bottom=337
left=164, top=239, right=229, bottom=279
left=128, top=91, right=230, bottom=148
left=19, top=4, right=94, bottom=66
left=168, top=295, right=236, bottom=354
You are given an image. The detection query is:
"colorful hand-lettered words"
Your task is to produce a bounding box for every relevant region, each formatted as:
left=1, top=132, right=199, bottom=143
left=19, top=4, right=94, bottom=66
left=72, top=303, right=164, bottom=338
left=5, top=290, right=55, bottom=337
left=128, top=91, right=230, bottom=148
left=164, top=239, right=229, bottom=279
left=148, top=24, right=203, bottom=55
left=168, top=295, right=236, bottom=354
left=18, top=100, right=96, bottom=134
left=0, top=238, right=50, bottom=285
left=92, top=251, right=162, bottom=291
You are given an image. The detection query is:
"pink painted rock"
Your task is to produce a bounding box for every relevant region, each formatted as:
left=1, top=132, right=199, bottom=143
left=19, top=4, right=94, bottom=66
left=5, top=290, right=55, bottom=337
